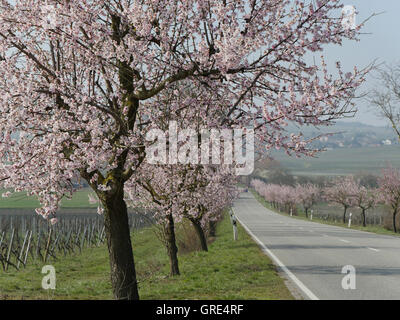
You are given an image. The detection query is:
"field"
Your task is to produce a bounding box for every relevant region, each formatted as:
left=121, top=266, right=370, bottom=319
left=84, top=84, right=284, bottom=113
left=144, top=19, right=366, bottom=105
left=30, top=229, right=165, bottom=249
left=0, top=213, right=294, bottom=300
left=0, top=189, right=96, bottom=209
left=270, top=145, right=400, bottom=176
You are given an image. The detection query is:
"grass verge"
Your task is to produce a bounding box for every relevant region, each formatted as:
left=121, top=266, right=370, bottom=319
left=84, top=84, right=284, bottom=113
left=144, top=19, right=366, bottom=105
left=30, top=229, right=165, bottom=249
left=250, top=189, right=400, bottom=238
left=0, top=212, right=293, bottom=300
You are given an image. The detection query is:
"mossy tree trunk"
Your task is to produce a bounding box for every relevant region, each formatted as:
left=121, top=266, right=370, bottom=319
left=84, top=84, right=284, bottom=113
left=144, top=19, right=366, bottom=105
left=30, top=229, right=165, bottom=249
left=103, top=187, right=139, bottom=300
left=164, top=214, right=180, bottom=276
left=190, top=218, right=208, bottom=252
left=209, top=220, right=217, bottom=237
left=361, top=208, right=366, bottom=227
left=343, top=205, right=348, bottom=224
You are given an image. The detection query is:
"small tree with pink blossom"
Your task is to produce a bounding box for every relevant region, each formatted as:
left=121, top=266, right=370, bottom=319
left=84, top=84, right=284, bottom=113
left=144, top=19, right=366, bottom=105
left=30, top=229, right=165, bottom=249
left=378, top=167, right=400, bottom=233
left=352, top=185, right=376, bottom=227
left=266, top=184, right=281, bottom=210
left=324, top=176, right=358, bottom=223
left=251, top=180, right=284, bottom=210
left=295, top=183, right=320, bottom=218
left=278, top=185, right=299, bottom=214
left=126, top=163, right=238, bottom=274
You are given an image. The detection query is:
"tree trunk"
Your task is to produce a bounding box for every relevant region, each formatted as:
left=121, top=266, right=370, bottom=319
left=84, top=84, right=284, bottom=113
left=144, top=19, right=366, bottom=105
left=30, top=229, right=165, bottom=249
left=103, top=189, right=139, bottom=300
left=164, top=214, right=180, bottom=276
left=361, top=208, right=366, bottom=227
left=305, top=207, right=308, bottom=218
left=393, top=210, right=397, bottom=233
left=343, top=206, right=348, bottom=224
left=209, top=220, right=217, bottom=237
left=190, top=219, right=208, bottom=252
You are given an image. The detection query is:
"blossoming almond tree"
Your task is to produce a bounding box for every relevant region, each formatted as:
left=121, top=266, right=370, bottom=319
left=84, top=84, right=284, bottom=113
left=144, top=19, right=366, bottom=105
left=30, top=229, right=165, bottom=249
left=0, top=0, right=367, bottom=299
left=277, top=185, right=299, bottom=214
left=324, top=176, right=358, bottom=223
left=252, top=180, right=300, bottom=214
left=378, top=167, right=400, bottom=233
left=352, top=185, right=376, bottom=227
left=295, top=183, right=320, bottom=218
left=252, top=180, right=281, bottom=209
left=180, top=168, right=238, bottom=252
left=125, top=164, right=185, bottom=276
left=127, top=163, right=237, bottom=274
left=124, top=81, right=240, bottom=266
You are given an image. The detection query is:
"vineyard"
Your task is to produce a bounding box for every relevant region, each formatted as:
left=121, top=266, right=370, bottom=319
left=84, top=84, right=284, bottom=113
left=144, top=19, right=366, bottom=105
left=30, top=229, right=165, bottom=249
left=0, top=212, right=152, bottom=272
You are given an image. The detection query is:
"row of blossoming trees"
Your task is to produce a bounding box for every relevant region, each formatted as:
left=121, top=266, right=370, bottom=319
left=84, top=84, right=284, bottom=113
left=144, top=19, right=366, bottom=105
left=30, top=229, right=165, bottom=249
left=0, top=0, right=369, bottom=299
left=251, top=166, right=400, bottom=232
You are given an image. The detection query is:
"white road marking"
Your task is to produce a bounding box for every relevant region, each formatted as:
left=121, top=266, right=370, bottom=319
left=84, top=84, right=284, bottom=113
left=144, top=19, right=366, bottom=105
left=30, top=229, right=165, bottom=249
left=367, top=247, right=380, bottom=252
left=233, top=208, right=319, bottom=301
left=340, top=239, right=350, bottom=243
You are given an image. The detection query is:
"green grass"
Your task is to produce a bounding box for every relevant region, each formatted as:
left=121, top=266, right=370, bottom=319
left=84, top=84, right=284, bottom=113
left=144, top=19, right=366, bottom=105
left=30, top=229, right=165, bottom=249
left=270, top=145, right=400, bottom=176
left=250, top=189, right=400, bottom=238
left=0, top=188, right=96, bottom=209
left=0, top=213, right=294, bottom=300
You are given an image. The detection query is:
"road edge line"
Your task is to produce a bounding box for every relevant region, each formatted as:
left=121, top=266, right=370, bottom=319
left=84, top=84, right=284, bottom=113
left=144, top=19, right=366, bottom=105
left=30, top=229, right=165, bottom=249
left=233, top=208, right=319, bottom=301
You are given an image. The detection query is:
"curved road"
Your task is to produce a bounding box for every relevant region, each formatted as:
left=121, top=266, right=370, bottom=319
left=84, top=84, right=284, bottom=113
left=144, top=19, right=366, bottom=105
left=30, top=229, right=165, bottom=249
left=233, top=192, right=400, bottom=300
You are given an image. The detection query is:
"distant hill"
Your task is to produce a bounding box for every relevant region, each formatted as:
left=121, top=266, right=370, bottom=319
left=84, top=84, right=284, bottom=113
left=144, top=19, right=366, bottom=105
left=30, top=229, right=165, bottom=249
left=286, top=121, right=398, bottom=149
left=270, top=145, right=400, bottom=176
left=265, top=122, right=400, bottom=176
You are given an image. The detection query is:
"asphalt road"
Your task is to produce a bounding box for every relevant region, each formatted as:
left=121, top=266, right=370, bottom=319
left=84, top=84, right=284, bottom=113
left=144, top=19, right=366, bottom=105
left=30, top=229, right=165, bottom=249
left=233, top=192, right=400, bottom=300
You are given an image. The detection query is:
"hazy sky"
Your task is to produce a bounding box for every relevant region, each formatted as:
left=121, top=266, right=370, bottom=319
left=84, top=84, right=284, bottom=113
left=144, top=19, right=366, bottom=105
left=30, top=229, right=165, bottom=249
left=319, top=0, right=400, bottom=126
